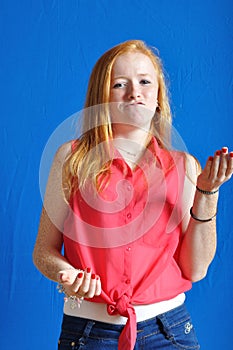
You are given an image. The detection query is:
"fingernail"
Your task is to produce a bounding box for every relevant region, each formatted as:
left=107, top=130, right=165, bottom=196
left=230, top=152, right=233, bottom=158
left=96, top=276, right=100, bottom=281
left=208, top=156, right=214, bottom=161
left=91, top=273, right=96, bottom=279
left=78, top=272, right=83, bottom=278
left=222, top=147, right=228, bottom=153
left=86, top=267, right=91, bottom=273
left=216, top=150, right=221, bottom=156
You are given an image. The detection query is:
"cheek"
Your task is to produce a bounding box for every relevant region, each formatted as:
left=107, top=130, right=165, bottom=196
left=110, top=90, right=124, bottom=102
left=146, top=90, right=158, bottom=106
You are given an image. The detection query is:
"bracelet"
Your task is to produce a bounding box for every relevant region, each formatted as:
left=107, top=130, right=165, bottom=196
left=57, top=283, right=83, bottom=309
left=190, top=207, right=217, bottom=222
left=196, top=186, right=219, bottom=195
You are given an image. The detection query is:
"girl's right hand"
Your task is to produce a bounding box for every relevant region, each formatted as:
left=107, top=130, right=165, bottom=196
left=58, top=267, right=101, bottom=299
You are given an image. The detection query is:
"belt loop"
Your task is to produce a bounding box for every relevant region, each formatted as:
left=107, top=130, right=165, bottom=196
left=78, top=320, right=95, bottom=348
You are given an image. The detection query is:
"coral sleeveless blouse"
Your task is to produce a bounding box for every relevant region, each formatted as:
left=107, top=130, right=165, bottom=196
left=63, top=137, right=192, bottom=350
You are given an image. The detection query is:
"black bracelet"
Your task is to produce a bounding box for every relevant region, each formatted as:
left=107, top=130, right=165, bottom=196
left=196, top=186, right=219, bottom=195
left=190, top=207, right=217, bottom=222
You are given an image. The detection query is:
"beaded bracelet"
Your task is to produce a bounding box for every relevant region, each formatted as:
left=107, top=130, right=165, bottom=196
left=190, top=207, right=217, bottom=222
left=196, top=186, right=219, bottom=195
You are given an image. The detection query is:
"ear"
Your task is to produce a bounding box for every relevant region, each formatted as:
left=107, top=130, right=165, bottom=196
left=155, top=95, right=160, bottom=111
left=156, top=104, right=161, bottom=113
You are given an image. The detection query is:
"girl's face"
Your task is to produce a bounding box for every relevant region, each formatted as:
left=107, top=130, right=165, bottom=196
left=109, top=52, right=159, bottom=131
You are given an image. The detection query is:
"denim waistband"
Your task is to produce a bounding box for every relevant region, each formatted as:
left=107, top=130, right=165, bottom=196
left=58, top=303, right=200, bottom=349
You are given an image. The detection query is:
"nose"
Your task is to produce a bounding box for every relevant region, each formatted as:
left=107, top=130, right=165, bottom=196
left=128, top=83, right=141, bottom=100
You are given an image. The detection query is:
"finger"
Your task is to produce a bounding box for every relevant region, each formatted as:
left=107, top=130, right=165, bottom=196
left=84, top=274, right=97, bottom=298
left=78, top=267, right=92, bottom=296
left=71, top=271, right=84, bottom=293
left=209, top=150, right=221, bottom=180
left=201, top=156, right=214, bottom=178
left=222, top=147, right=228, bottom=155
left=95, top=276, right=102, bottom=296
left=59, top=269, right=80, bottom=284
left=226, top=152, right=233, bottom=178
left=217, top=147, right=228, bottom=180
left=59, top=270, right=73, bottom=283
left=58, top=271, right=67, bottom=283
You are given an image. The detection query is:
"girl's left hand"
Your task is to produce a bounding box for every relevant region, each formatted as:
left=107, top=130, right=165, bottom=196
left=197, top=147, right=233, bottom=192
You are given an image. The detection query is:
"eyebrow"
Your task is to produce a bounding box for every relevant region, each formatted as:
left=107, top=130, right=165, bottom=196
left=112, top=73, right=153, bottom=80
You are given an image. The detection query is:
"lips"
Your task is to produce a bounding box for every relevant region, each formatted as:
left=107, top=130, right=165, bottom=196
left=116, top=102, right=145, bottom=113
left=127, top=101, right=145, bottom=106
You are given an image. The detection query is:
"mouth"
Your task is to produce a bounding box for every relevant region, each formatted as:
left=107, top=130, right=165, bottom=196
left=126, top=102, right=145, bottom=107
left=116, top=102, right=146, bottom=114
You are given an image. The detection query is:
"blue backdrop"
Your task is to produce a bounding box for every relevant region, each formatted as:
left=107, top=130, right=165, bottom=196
left=1, top=1, right=233, bottom=349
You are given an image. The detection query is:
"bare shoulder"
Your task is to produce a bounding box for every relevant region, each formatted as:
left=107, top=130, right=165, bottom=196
left=54, top=141, right=73, bottom=163
left=183, top=152, right=202, bottom=180
left=41, top=140, right=76, bottom=231
left=49, top=140, right=75, bottom=176
left=169, top=150, right=201, bottom=178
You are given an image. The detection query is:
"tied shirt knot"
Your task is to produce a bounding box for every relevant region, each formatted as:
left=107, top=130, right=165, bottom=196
left=107, top=293, right=136, bottom=350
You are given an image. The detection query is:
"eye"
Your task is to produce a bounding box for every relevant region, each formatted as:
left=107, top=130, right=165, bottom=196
left=112, top=82, right=127, bottom=89
left=140, top=79, right=151, bottom=85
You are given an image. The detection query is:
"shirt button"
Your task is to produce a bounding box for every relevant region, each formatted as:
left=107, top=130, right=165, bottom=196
left=125, top=279, right=131, bottom=284
left=127, top=212, right=132, bottom=219
left=127, top=185, right=132, bottom=191
left=126, top=247, right=131, bottom=252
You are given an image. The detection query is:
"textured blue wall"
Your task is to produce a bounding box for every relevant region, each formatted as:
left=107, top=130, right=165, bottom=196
left=1, top=1, right=233, bottom=349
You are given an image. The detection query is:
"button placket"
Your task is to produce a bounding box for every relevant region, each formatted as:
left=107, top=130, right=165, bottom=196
left=123, top=243, right=132, bottom=289
left=122, top=175, right=134, bottom=288
left=123, top=176, right=133, bottom=223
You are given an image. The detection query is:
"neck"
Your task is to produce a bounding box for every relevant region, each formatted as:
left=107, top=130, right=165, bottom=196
left=113, top=134, right=151, bottom=167
left=113, top=124, right=151, bottom=145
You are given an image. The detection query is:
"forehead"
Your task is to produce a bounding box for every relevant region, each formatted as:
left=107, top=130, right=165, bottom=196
left=112, top=52, right=156, bottom=76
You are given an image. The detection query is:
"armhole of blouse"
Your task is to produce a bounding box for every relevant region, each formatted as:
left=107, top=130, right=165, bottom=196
left=184, top=152, right=201, bottom=185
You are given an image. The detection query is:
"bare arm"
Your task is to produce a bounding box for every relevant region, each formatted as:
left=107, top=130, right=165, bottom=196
left=33, top=206, right=101, bottom=297
left=33, top=206, right=75, bottom=282
left=33, top=142, right=101, bottom=297
left=179, top=148, right=233, bottom=282
left=33, top=142, right=74, bottom=282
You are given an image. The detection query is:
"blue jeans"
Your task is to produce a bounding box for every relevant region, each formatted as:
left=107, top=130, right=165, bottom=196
left=57, top=304, right=200, bottom=349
